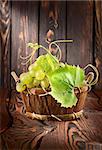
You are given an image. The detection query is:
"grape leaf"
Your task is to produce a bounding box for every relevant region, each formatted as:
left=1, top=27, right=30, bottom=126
left=46, top=54, right=59, bottom=71
left=75, top=65, right=85, bottom=87
left=35, top=54, right=59, bottom=74
left=48, top=66, right=85, bottom=108
left=35, top=55, right=51, bottom=73
left=65, top=64, right=85, bottom=87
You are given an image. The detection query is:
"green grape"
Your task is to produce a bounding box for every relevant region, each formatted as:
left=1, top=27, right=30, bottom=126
left=27, top=82, right=34, bottom=88
left=33, top=79, right=40, bottom=87
left=28, top=64, right=35, bottom=71
left=28, top=62, right=41, bottom=71
left=36, top=55, right=51, bottom=73
left=35, top=70, right=45, bottom=80
left=41, top=78, right=49, bottom=89
left=29, top=70, right=35, bottom=77
left=32, top=61, right=40, bottom=70
left=20, top=72, right=33, bottom=85
left=16, top=82, right=26, bottom=92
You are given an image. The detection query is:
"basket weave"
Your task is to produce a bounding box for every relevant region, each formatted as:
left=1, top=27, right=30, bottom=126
left=21, top=86, right=88, bottom=121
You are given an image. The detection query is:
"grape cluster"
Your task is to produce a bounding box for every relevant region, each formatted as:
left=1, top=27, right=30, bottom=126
left=16, top=60, right=49, bottom=92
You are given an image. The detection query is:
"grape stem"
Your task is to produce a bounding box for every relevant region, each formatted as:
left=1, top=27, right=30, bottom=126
left=49, top=40, right=73, bottom=61
left=20, top=40, right=73, bottom=65
left=11, top=71, right=19, bottom=83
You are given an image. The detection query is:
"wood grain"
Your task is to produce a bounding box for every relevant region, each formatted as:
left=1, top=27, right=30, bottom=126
left=0, top=1, right=102, bottom=149
left=0, top=88, right=12, bottom=133
left=0, top=112, right=55, bottom=150
left=66, top=1, right=93, bottom=67
left=11, top=1, right=38, bottom=88
left=39, top=1, right=66, bottom=62
left=19, top=87, right=87, bottom=119
left=39, top=94, right=102, bottom=150
left=1, top=90, right=102, bottom=150
left=94, top=1, right=102, bottom=90
left=0, top=0, right=11, bottom=88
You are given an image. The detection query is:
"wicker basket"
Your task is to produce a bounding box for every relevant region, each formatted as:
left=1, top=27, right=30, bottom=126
left=21, top=86, right=88, bottom=121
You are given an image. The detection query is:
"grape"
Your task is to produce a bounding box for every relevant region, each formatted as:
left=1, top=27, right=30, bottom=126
left=27, top=82, right=34, bottom=88
left=29, top=70, right=35, bottom=77
left=20, top=72, right=33, bottom=85
left=33, top=62, right=40, bottom=70
left=29, top=62, right=41, bottom=71
left=16, top=82, right=26, bottom=92
left=33, top=79, right=40, bottom=87
left=35, top=70, right=45, bottom=80
left=41, top=78, right=49, bottom=88
left=28, top=64, right=35, bottom=71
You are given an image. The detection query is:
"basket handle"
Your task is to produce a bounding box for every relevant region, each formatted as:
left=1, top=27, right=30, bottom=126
left=84, top=64, right=99, bottom=89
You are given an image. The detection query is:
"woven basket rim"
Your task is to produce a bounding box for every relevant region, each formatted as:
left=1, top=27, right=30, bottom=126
left=29, top=85, right=88, bottom=96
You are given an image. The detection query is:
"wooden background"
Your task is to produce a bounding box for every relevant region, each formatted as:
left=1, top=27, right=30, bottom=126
left=0, top=0, right=102, bottom=90
left=0, top=1, right=102, bottom=150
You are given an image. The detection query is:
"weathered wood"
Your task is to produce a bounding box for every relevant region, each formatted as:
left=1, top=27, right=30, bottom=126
left=66, top=1, right=93, bottom=67
left=39, top=94, right=102, bottom=150
left=0, top=88, right=12, bottom=133
left=0, top=1, right=102, bottom=149
left=11, top=1, right=38, bottom=88
left=94, top=1, right=102, bottom=90
left=1, top=90, right=102, bottom=150
left=0, top=112, right=55, bottom=150
left=0, top=90, right=55, bottom=150
left=39, top=1, right=66, bottom=62
left=0, top=0, right=11, bottom=88
left=85, top=90, right=102, bottom=110
left=20, top=87, right=87, bottom=121
left=39, top=114, right=102, bottom=150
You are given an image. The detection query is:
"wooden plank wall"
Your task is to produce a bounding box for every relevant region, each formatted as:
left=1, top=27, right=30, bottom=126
left=0, top=1, right=102, bottom=150
left=11, top=1, right=39, bottom=88
left=94, top=1, right=102, bottom=89
left=66, top=1, right=93, bottom=67
left=0, top=0, right=102, bottom=90
left=0, top=0, right=11, bottom=89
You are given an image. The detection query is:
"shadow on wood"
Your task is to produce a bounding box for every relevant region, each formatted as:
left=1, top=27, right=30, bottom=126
left=0, top=89, right=56, bottom=150
left=0, top=88, right=12, bottom=133
left=0, top=112, right=55, bottom=150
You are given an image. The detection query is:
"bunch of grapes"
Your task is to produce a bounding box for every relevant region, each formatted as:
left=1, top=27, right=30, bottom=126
left=16, top=61, right=49, bottom=92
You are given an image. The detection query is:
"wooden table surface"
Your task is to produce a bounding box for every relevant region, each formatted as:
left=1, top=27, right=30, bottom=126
left=39, top=92, right=102, bottom=150
left=0, top=89, right=102, bottom=150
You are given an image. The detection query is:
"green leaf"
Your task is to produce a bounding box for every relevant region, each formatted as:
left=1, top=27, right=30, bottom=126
left=65, top=64, right=85, bottom=87
left=75, top=65, right=85, bottom=87
left=48, top=66, right=85, bottom=108
left=46, top=54, right=59, bottom=71
left=35, top=54, right=59, bottom=74
left=35, top=55, right=51, bottom=73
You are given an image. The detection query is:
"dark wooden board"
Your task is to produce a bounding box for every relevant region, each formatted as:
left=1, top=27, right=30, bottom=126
left=39, top=1, right=66, bottom=62
left=0, top=0, right=11, bottom=89
left=11, top=1, right=38, bottom=88
left=0, top=1, right=102, bottom=150
left=39, top=94, right=102, bottom=150
left=66, top=1, right=93, bottom=67
left=94, top=1, right=102, bottom=90
left=0, top=1, right=102, bottom=90
left=39, top=112, right=102, bottom=150
left=0, top=112, right=55, bottom=150
left=0, top=88, right=12, bottom=133
left=1, top=91, right=102, bottom=150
